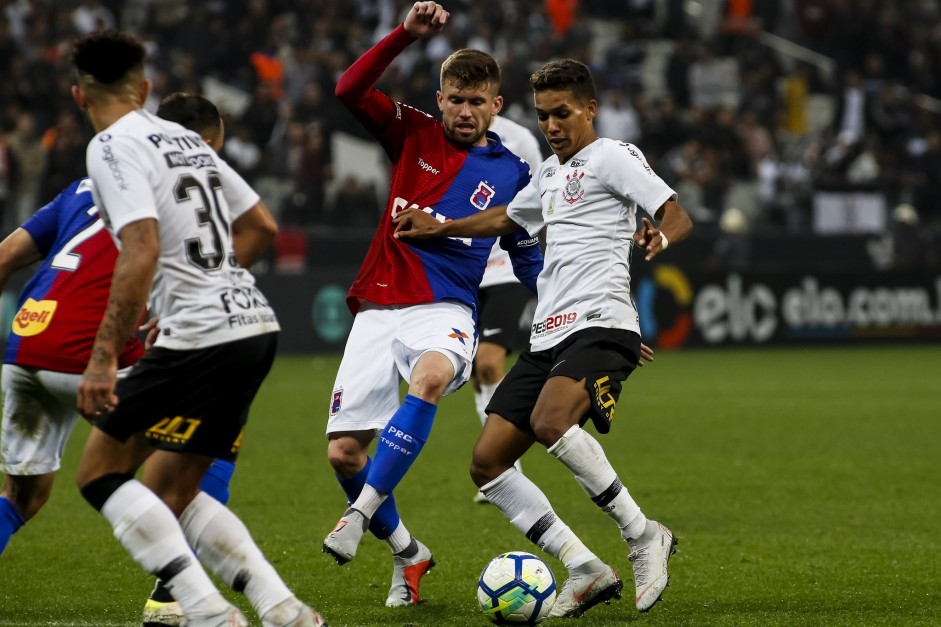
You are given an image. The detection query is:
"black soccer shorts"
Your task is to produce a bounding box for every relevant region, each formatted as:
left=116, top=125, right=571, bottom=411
left=486, top=327, right=640, bottom=435
left=94, top=332, right=278, bottom=460
left=477, top=283, right=535, bottom=353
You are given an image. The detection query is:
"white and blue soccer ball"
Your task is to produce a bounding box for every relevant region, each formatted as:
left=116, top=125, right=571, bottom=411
left=477, top=551, right=557, bottom=624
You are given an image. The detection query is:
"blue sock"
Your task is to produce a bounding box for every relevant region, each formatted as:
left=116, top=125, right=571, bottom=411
left=199, top=459, right=235, bottom=505
left=336, top=457, right=400, bottom=539
left=367, top=395, right=436, bottom=494
left=0, top=496, right=26, bottom=555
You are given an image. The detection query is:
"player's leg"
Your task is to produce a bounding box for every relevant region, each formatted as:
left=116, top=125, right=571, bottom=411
left=97, top=334, right=324, bottom=626
left=474, top=350, right=623, bottom=618
left=143, top=457, right=239, bottom=626
left=534, top=329, right=677, bottom=613
left=323, top=306, right=421, bottom=578
left=324, top=350, right=449, bottom=563
left=76, top=427, right=241, bottom=623
left=0, top=366, right=82, bottom=554
left=325, top=302, right=473, bottom=569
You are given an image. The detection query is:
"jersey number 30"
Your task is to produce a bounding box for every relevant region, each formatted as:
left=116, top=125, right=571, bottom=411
left=176, top=173, right=229, bottom=271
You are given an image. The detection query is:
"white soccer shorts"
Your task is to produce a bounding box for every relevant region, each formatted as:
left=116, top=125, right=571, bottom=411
left=0, top=365, right=84, bottom=475
left=326, top=300, right=477, bottom=434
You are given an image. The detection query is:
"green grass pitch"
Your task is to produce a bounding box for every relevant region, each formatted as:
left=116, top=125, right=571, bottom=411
left=0, top=346, right=939, bottom=626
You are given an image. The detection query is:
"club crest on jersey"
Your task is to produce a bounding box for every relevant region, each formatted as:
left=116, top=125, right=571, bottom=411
left=470, top=181, right=495, bottom=210
left=448, top=328, right=469, bottom=345
left=331, top=389, right=343, bottom=415
left=562, top=170, right=586, bottom=205
left=12, top=298, right=57, bottom=337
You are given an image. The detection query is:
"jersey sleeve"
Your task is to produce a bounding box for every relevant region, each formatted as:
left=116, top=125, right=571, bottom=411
left=20, top=188, right=68, bottom=257
left=216, top=158, right=261, bottom=220
left=506, top=176, right=545, bottom=236
left=597, top=142, right=676, bottom=215
left=500, top=230, right=543, bottom=294
left=86, top=134, right=158, bottom=236
left=335, top=25, right=417, bottom=158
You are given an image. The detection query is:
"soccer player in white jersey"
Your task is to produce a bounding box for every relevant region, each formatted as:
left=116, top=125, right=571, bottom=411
left=69, top=31, right=326, bottom=627
left=394, top=58, right=693, bottom=618
left=470, top=114, right=543, bottom=504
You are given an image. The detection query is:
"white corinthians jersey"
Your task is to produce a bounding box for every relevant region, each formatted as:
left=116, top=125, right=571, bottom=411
left=481, top=116, right=543, bottom=289
left=507, top=138, right=675, bottom=351
left=86, top=109, right=279, bottom=350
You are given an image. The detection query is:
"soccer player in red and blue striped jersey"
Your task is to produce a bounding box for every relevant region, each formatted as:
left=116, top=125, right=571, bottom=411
left=322, top=1, right=543, bottom=608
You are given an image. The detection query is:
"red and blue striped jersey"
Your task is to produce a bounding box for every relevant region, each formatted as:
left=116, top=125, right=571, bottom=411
left=336, top=25, right=543, bottom=315
left=4, top=178, right=143, bottom=373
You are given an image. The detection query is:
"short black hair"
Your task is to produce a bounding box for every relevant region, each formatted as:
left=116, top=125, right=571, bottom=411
left=156, top=92, right=222, bottom=137
left=71, top=30, right=146, bottom=84
left=530, top=59, right=596, bottom=104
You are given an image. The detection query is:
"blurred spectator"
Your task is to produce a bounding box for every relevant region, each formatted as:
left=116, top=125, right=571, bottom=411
left=38, top=111, right=86, bottom=207
left=889, top=204, right=937, bottom=270
left=6, top=112, right=44, bottom=223
left=707, top=207, right=751, bottom=271
left=224, top=123, right=263, bottom=183
left=329, top=176, right=381, bottom=229
left=596, top=91, right=641, bottom=144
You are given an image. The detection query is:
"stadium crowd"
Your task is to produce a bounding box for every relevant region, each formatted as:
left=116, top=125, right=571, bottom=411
left=1, top=0, right=940, bottom=245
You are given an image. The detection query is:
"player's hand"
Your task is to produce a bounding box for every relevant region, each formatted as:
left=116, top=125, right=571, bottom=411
left=393, top=208, right=445, bottom=240
left=77, top=358, right=119, bottom=420
left=634, top=217, right=666, bottom=261
left=139, top=316, right=160, bottom=350
left=403, top=1, right=449, bottom=38
left=637, top=342, right=655, bottom=367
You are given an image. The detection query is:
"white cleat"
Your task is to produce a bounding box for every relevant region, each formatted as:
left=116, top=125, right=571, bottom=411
left=262, top=603, right=329, bottom=627
left=548, top=560, right=623, bottom=618
left=184, top=604, right=249, bottom=627
left=323, top=507, right=368, bottom=565
left=385, top=539, right=436, bottom=607
left=628, top=520, right=678, bottom=612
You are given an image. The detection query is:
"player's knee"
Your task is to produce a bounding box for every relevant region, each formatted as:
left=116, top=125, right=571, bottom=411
left=3, top=478, right=52, bottom=521
left=327, top=439, right=367, bottom=477
left=474, top=360, right=501, bottom=385
left=469, top=450, right=503, bottom=488
left=530, top=413, right=570, bottom=448
left=78, top=472, right=134, bottom=512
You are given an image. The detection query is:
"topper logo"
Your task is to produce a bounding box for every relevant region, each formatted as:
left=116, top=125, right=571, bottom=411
left=418, top=158, right=440, bottom=175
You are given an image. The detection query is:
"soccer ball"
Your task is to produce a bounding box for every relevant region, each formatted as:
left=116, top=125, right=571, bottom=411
left=477, top=551, right=557, bottom=624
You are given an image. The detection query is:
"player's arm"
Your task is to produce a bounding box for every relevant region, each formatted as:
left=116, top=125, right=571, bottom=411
left=231, top=200, right=277, bottom=268
left=0, top=228, right=43, bottom=292
left=502, top=231, right=543, bottom=294
left=393, top=203, right=518, bottom=240
left=335, top=2, right=449, bottom=130
left=78, top=219, right=158, bottom=418
left=635, top=198, right=693, bottom=261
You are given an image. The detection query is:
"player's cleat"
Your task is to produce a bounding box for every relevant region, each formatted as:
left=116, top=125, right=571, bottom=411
left=627, top=520, right=678, bottom=612
left=323, top=507, right=369, bottom=565
left=262, top=603, right=330, bottom=627
left=185, top=604, right=249, bottom=627
left=548, top=560, right=622, bottom=618
left=472, top=490, right=489, bottom=504
left=142, top=579, right=183, bottom=627
left=385, top=539, right=436, bottom=607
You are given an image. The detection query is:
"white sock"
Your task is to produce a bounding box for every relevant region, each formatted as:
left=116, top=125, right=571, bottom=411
left=385, top=520, right=412, bottom=555
left=474, top=382, right=500, bottom=424
left=481, top=468, right=596, bottom=570
left=100, top=480, right=227, bottom=615
left=351, top=483, right=387, bottom=519
left=548, top=425, right=647, bottom=540
left=179, top=492, right=294, bottom=620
